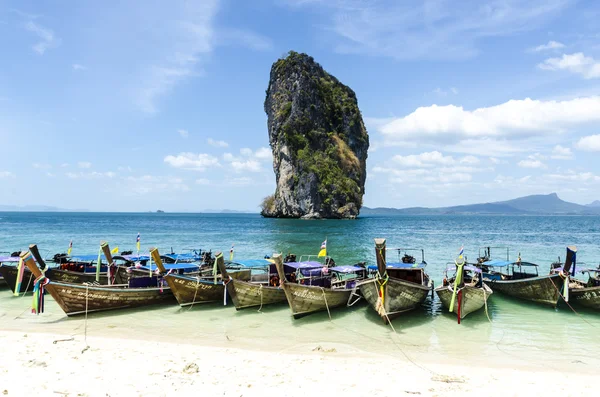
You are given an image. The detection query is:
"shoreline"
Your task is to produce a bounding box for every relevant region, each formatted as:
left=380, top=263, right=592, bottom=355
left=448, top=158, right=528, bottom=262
left=0, top=329, right=595, bottom=397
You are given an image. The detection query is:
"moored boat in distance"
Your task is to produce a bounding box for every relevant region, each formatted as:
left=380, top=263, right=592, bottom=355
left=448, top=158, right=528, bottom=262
left=217, top=256, right=286, bottom=310
left=477, top=246, right=575, bottom=307
left=358, top=239, right=433, bottom=324
left=435, top=257, right=493, bottom=323
left=21, top=243, right=176, bottom=316
left=275, top=256, right=367, bottom=319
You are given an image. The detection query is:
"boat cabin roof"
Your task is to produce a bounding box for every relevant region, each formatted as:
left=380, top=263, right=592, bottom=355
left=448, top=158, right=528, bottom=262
left=284, top=261, right=324, bottom=269
left=0, top=256, right=21, bottom=263
left=368, top=262, right=427, bottom=270
left=229, top=259, right=272, bottom=268
left=581, top=268, right=600, bottom=273
left=69, top=254, right=103, bottom=262
left=135, top=263, right=200, bottom=272
left=330, top=265, right=364, bottom=273
left=114, top=254, right=150, bottom=262
left=163, top=253, right=201, bottom=262
left=484, top=259, right=538, bottom=267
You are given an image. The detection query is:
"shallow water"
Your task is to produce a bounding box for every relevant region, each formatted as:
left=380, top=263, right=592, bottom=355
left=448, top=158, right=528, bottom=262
left=1, top=212, right=600, bottom=373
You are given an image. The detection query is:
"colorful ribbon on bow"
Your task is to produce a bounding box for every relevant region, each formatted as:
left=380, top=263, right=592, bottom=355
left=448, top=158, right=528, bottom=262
left=31, top=275, right=49, bottom=315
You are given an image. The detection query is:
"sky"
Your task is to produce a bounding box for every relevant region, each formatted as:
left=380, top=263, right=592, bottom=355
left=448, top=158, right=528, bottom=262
left=1, top=0, right=600, bottom=212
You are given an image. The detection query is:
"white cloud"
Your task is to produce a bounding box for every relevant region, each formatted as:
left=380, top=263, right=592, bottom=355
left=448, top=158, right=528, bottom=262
left=225, top=177, right=253, bottom=186
left=134, top=1, right=219, bottom=113
left=219, top=28, right=273, bottom=51
left=195, top=178, right=210, bottom=185
left=223, top=153, right=235, bottom=161
left=66, top=171, right=116, bottom=179
left=530, top=40, right=565, bottom=52
left=545, top=171, right=600, bottom=182
left=178, top=129, right=189, bottom=138
left=489, top=157, right=501, bottom=164
left=46, top=172, right=55, bottom=177
left=254, top=147, right=272, bottom=160
left=518, top=159, right=546, bottom=169
left=78, top=162, right=92, bottom=169
left=433, top=87, right=459, bottom=96
left=0, top=171, right=15, bottom=179
left=576, top=134, right=600, bottom=151
left=538, top=52, right=600, bottom=79
left=231, top=159, right=262, bottom=173
left=207, top=138, right=229, bottom=148
left=240, top=148, right=253, bottom=156
left=459, top=155, right=479, bottom=165
left=33, top=163, right=52, bottom=169
left=123, top=175, right=190, bottom=194
left=377, top=96, right=600, bottom=143
left=392, top=151, right=454, bottom=167
left=164, top=153, right=220, bottom=171
left=551, top=145, right=573, bottom=159
left=60, top=163, right=70, bottom=168
left=25, top=20, right=59, bottom=55
left=72, top=64, right=86, bottom=71
left=284, top=0, right=569, bottom=60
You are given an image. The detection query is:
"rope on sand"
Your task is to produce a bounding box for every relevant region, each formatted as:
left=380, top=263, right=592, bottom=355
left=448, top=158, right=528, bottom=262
left=550, top=277, right=597, bottom=328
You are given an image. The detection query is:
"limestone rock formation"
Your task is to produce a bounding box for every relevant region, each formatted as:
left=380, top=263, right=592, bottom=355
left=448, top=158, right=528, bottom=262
left=261, top=51, right=369, bottom=219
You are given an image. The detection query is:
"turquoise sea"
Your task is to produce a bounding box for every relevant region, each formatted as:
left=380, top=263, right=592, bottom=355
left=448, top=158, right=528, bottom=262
left=1, top=212, right=600, bottom=373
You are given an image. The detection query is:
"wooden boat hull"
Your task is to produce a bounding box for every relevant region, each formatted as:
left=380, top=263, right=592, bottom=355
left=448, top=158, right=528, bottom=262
left=359, top=277, right=431, bottom=323
left=281, top=282, right=352, bottom=319
left=226, top=278, right=286, bottom=310
left=0, top=265, right=108, bottom=293
left=570, top=285, right=600, bottom=310
left=435, top=284, right=493, bottom=319
left=164, top=274, right=226, bottom=307
left=43, top=281, right=175, bottom=316
left=485, top=273, right=563, bottom=306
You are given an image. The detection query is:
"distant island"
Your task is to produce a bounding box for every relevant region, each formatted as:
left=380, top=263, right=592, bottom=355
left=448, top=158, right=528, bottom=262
left=0, top=205, right=88, bottom=212
left=361, top=193, right=600, bottom=216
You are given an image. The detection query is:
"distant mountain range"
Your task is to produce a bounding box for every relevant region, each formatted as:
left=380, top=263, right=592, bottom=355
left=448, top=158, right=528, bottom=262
left=361, top=193, right=600, bottom=215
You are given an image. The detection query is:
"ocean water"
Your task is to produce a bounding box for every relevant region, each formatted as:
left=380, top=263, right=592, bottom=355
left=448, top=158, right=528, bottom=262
left=1, top=212, right=600, bottom=373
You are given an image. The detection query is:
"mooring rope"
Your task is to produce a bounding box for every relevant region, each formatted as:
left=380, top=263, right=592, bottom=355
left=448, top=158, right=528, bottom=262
left=320, top=287, right=332, bottom=321
left=550, top=276, right=597, bottom=328
left=257, top=284, right=264, bottom=313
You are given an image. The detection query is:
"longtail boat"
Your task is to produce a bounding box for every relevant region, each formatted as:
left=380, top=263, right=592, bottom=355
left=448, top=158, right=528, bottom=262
left=549, top=246, right=599, bottom=310
left=435, top=258, right=493, bottom=323
left=358, top=239, right=433, bottom=323
left=21, top=243, right=176, bottom=316
left=149, top=248, right=251, bottom=307
left=218, top=256, right=286, bottom=310
left=569, top=267, right=600, bottom=310
left=275, top=257, right=366, bottom=319
left=477, top=246, right=575, bottom=306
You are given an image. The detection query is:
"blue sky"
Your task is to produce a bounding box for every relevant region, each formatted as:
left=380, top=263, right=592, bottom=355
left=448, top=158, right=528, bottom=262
left=1, top=0, right=600, bottom=212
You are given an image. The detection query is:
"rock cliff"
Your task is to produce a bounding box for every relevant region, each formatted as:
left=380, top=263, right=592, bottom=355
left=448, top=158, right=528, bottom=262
left=261, top=51, right=369, bottom=219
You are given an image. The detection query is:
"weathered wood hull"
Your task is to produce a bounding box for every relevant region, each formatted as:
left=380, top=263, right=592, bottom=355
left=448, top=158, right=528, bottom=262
left=359, top=277, right=431, bottom=323
left=226, top=278, right=286, bottom=310
left=485, top=274, right=563, bottom=306
left=281, top=282, right=352, bottom=319
left=164, top=274, right=226, bottom=307
left=570, top=285, right=600, bottom=310
left=0, top=265, right=109, bottom=293
left=0, top=275, right=6, bottom=287
left=43, top=281, right=175, bottom=316
left=435, top=284, right=493, bottom=319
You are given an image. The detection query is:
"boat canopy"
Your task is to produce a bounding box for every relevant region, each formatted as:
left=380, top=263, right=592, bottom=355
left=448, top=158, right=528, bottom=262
left=484, top=260, right=538, bottom=267
left=135, top=263, right=200, bottom=273
left=330, top=265, right=364, bottom=273
left=69, top=254, right=104, bottom=262
left=229, top=259, right=272, bottom=268
left=445, top=264, right=482, bottom=273
left=283, top=261, right=324, bottom=269
left=367, top=262, right=427, bottom=271
left=0, top=256, right=21, bottom=263
left=163, top=253, right=201, bottom=262
left=114, top=254, right=150, bottom=262
left=581, top=268, right=600, bottom=273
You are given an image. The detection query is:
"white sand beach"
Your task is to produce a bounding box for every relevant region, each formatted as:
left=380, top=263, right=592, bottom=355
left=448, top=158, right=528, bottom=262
left=0, top=328, right=595, bottom=397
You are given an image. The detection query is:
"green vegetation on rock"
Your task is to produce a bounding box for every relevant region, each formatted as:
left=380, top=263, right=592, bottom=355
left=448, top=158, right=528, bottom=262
left=262, top=51, right=369, bottom=219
